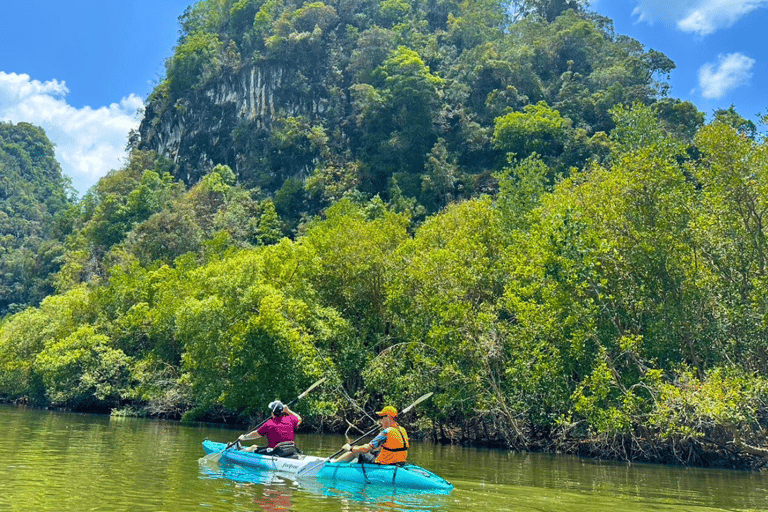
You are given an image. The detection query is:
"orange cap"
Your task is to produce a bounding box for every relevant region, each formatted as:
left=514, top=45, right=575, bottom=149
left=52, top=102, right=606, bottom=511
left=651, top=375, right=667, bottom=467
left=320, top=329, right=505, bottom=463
left=376, top=406, right=398, bottom=418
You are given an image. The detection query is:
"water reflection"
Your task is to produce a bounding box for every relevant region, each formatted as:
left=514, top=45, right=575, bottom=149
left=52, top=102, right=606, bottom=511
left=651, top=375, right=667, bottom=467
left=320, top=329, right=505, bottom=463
left=251, top=486, right=293, bottom=511
left=199, top=460, right=296, bottom=510
left=304, top=477, right=452, bottom=511
left=4, top=405, right=768, bottom=512
left=199, top=457, right=279, bottom=485
left=199, top=458, right=452, bottom=512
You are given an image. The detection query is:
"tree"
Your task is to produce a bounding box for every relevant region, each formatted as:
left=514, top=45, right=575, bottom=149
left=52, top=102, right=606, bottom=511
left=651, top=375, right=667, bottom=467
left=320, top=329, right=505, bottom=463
left=713, top=105, right=757, bottom=140
left=254, top=199, right=283, bottom=245
left=176, top=244, right=337, bottom=419
left=689, top=120, right=768, bottom=372
left=303, top=197, right=410, bottom=340
left=35, top=325, right=133, bottom=410
left=495, top=154, right=549, bottom=233
left=513, top=0, right=588, bottom=22
left=292, top=2, right=339, bottom=32
left=123, top=205, right=203, bottom=266
left=380, top=198, right=512, bottom=434
left=0, top=285, right=95, bottom=403
left=422, top=138, right=460, bottom=211
left=493, top=101, right=570, bottom=160
left=353, top=46, right=445, bottom=194
left=166, top=30, right=223, bottom=94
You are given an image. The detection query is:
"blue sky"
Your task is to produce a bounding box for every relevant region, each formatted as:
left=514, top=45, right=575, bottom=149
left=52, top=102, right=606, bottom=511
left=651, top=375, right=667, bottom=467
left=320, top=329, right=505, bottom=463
left=1, top=0, right=766, bottom=197
left=589, top=0, right=767, bottom=124
left=0, top=0, right=191, bottom=196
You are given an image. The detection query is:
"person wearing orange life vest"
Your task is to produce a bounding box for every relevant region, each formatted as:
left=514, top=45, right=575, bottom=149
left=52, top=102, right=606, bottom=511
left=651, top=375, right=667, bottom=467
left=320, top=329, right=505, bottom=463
left=333, top=406, right=409, bottom=465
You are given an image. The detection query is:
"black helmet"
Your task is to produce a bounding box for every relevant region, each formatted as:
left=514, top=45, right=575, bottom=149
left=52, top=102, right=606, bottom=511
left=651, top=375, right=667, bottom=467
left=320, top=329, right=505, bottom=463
left=268, top=400, right=284, bottom=415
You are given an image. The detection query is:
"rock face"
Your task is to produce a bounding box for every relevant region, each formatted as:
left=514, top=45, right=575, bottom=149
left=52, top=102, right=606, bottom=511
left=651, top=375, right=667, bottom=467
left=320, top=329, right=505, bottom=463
left=138, top=62, right=331, bottom=190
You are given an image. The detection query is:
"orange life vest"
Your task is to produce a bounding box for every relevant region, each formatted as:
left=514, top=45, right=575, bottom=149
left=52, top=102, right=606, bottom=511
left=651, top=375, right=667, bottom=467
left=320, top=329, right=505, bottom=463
left=375, top=425, right=409, bottom=465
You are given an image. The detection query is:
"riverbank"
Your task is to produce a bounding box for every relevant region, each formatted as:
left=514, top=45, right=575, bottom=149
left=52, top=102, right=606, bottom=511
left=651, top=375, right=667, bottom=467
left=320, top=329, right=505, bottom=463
left=8, top=398, right=765, bottom=472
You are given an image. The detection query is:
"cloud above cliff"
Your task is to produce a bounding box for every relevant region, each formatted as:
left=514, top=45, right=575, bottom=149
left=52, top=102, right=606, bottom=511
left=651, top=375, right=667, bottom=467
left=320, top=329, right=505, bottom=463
left=0, top=71, right=142, bottom=196
left=698, top=53, right=756, bottom=99
left=630, top=0, right=768, bottom=35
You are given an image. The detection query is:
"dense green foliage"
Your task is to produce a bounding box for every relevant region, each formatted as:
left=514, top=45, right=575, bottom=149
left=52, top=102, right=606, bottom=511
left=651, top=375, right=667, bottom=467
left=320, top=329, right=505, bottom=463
left=141, top=0, right=682, bottom=223
left=0, top=122, right=74, bottom=316
left=3, top=0, right=768, bottom=469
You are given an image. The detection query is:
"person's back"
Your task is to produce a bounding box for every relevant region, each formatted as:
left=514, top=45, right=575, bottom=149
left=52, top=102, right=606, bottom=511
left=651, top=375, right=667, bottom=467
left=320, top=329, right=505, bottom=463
left=239, top=400, right=302, bottom=457
left=257, top=412, right=299, bottom=447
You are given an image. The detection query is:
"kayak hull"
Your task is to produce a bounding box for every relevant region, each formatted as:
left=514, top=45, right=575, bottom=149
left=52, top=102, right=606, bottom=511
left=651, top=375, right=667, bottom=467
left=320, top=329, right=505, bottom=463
left=317, top=460, right=452, bottom=490
left=202, top=440, right=453, bottom=491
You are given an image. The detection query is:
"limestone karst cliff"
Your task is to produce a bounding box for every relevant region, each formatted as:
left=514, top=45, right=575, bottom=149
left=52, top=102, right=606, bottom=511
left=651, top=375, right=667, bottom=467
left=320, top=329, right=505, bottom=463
left=139, top=61, right=332, bottom=190
left=137, top=0, right=681, bottom=217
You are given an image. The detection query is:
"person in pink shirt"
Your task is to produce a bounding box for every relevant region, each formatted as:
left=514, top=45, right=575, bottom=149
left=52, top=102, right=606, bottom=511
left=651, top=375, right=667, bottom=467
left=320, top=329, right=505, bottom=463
left=237, top=400, right=302, bottom=457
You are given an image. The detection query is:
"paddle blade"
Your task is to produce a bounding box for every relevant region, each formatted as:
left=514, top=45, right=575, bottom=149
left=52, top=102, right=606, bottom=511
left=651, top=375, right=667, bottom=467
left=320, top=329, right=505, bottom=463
left=297, top=460, right=324, bottom=477
left=201, top=450, right=224, bottom=464
left=297, top=377, right=327, bottom=400
left=401, top=392, right=433, bottom=415
left=201, top=440, right=237, bottom=463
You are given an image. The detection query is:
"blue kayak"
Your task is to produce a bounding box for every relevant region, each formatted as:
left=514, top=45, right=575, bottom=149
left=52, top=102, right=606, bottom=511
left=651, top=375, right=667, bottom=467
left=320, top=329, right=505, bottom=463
left=202, top=439, right=453, bottom=491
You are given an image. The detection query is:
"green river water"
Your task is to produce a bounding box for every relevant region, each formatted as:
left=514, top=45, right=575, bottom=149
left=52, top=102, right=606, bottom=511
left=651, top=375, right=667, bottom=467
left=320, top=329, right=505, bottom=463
left=1, top=404, right=767, bottom=511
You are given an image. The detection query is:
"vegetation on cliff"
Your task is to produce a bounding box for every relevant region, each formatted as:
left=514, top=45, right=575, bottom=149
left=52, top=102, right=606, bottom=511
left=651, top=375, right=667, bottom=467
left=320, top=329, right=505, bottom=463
left=2, top=0, right=768, bottom=470
left=0, top=122, right=74, bottom=317
left=139, top=0, right=686, bottom=227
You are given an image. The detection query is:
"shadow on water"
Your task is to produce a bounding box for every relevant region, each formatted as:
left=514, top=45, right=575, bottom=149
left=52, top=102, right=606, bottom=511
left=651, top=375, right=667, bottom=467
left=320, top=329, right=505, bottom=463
left=198, top=457, right=453, bottom=511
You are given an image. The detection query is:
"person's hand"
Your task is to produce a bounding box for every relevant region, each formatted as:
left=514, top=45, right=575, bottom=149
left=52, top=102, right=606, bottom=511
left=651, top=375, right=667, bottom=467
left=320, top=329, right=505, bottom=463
left=238, top=434, right=247, bottom=441
left=342, top=443, right=352, bottom=452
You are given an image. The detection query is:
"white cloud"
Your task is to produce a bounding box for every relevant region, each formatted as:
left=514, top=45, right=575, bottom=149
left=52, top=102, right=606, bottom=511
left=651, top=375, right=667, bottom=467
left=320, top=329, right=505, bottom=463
left=631, top=0, right=696, bottom=25
left=632, top=0, right=768, bottom=35
left=698, top=53, right=755, bottom=99
left=0, top=71, right=142, bottom=197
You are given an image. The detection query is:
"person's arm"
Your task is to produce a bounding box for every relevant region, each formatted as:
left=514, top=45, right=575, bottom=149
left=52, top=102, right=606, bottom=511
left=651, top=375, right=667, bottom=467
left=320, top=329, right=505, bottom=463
left=342, top=442, right=374, bottom=454
left=342, top=430, right=387, bottom=453
left=284, top=405, right=302, bottom=426
left=238, top=429, right=263, bottom=441
left=240, top=423, right=269, bottom=441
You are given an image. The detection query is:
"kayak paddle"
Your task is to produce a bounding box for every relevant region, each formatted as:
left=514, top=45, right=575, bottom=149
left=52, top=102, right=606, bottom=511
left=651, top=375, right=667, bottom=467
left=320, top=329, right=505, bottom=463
left=297, top=391, right=433, bottom=476
left=203, top=376, right=327, bottom=463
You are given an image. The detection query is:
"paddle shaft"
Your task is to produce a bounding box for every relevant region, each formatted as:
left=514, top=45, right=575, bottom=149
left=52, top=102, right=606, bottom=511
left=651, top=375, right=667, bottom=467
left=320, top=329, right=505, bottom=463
left=326, top=425, right=380, bottom=460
